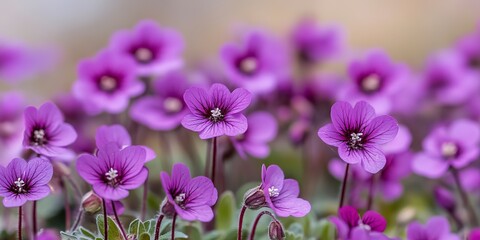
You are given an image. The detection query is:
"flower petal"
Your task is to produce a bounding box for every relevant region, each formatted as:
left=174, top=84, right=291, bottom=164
left=185, top=176, right=217, bottom=206
left=338, top=206, right=360, bottom=228
left=93, top=184, right=129, bottom=201
left=412, top=153, right=449, bottom=179
left=3, top=195, right=27, bottom=207
left=261, top=164, right=284, bottom=192
left=95, top=125, right=131, bottom=150
left=76, top=154, right=104, bottom=185
left=364, top=115, right=398, bottom=145
left=25, top=158, right=53, bottom=186
left=183, top=87, right=210, bottom=116
left=318, top=124, right=344, bottom=147
left=226, top=88, right=252, bottom=114
left=362, top=210, right=387, bottom=232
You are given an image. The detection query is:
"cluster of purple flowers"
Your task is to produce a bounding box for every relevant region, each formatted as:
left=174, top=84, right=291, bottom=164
left=1, top=17, right=480, bottom=240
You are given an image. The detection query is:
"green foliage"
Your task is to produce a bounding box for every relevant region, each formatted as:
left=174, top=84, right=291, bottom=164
left=215, top=191, right=236, bottom=231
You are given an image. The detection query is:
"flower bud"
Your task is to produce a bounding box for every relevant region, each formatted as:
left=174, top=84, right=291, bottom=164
left=434, top=186, right=456, bottom=212
left=160, top=198, right=176, bottom=218
left=81, top=191, right=102, bottom=213
left=268, top=221, right=285, bottom=240
left=243, top=187, right=266, bottom=210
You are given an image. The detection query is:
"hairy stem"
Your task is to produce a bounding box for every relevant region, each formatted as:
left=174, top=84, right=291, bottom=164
left=102, top=200, right=108, bottom=240
left=32, top=201, right=37, bottom=239
left=70, top=208, right=83, bottom=232
left=111, top=200, right=128, bottom=240
left=141, top=169, right=149, bottom=221
left=338, top=163, right=350, bottom=210
left=171, top=214, right=177, bottom=240
left=18, top=206, right=22, bottom=240
left=237, top=205, right=247, bottom=240
left=211, top=137, right=217, bottom=186
left=249, top=211, right=276, bottom=240
left=154, top=214, right=164, bottom=240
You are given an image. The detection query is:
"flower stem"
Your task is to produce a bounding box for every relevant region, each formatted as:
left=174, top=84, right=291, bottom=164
left=170, top=213, right=177, bottom=240
left=154, top=214, right=164, bottom=240
left=18, top=206, right=22, bottom=240
left=211, top=137, right=217, bottom=186
left=141, top=169, right=149, bottom=221
left=102, top=200, right=108, bottom=240
left=32, top=201, right=37, bottom=239
left=70, top=208, right=83, bottom=232
left=366, top=175, right=376, bottom=210
left=451, top=168, right=479, bottom=226
left=60, top=179, right=71, bottom=231
left=237, top=205, right=247, bottom=240
left=111, top=200, right=128, bottom=240
left=249, top=211, right=276, bottom=240
left=338, top=163, right=350, bottom=210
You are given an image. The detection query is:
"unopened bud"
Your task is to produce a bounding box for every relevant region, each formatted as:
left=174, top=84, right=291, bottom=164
left=434, top=186, right=455, bottom=212
left=243, top=187, right=266, bottom=210
left=160, top=198, right=176, bottom=218
left=81, top=191, right=102, bottom=213
left=268, top=221, right=285, bottom=240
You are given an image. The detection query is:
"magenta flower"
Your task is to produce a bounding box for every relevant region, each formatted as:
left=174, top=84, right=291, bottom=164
left=231, top=111, right=278, bottom=159
left=160, top=163, right=217, bottom=222
left=0, top=92, right=25, bottom=166
left=76, top=143, right=148, bottom=200
left=130, top=71, right=190, bottom=131
left=37, top=229, right=60, bottom=240
left=468, top=228, right=480, bottom=240
left=181, top=83, right=252, bottom=139
left=406, top=216, right=459, bottom=240
left=73, top=50, right=145, bottom=115
left=108, top=20, right=184, bottom=76
left=261, top=164, right=311, bottom=217
left=23, top=102, right=77, bottom=161
left=456, top=28, right=480, bottom=73
left=0, top=158, right=53, bottom=207
left=220, top=30, right=287, bottom=94
left=291, top=18, right=344, bottom=63
left=95, top=124, right=155, bottom=162
left=412, top=119, right=480, bottom=178
left=329, top=206, right=387, bottom=240
left=318, top=101, right=399, bottom=173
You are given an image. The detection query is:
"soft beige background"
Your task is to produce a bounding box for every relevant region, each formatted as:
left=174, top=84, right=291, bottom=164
left=1, top=0, right=479, bottom=97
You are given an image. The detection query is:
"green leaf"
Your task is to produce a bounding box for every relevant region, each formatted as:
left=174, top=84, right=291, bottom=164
left=78, top=227, right=96, bottom=239
left=139, top=232, right=151, bottom=240
left=215, top=191, right=236, bottom=231
left=178, top=225, right=201, bottom=240
left=158, top=231, right=188, bottom=239
left=96, top=214, right=123, bottom=240
left=284, top=230, right=303, bottom=240
left=60, top=232, right=78, bottom=240
left=315, top=219, right=335, bottom=240
left=287, top=222, right=304, bottom=236
left=128, top=218, right=141, bottom=236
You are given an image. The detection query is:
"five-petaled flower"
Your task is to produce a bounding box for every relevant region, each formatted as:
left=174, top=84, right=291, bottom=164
left=160, top=163, right=218, bottom=222
left=406, top=216, right=459, bottom=240
left=76, top=143, right=148, bottom=201
left=329, top=206, right=388, bottom=240
left=23, top=102, right=77, bottom=161
left=318, top=101, right=399, bottom=173
left=181, top=83, right=252, bottom=139
left=0, top=158, right=53, bottom=207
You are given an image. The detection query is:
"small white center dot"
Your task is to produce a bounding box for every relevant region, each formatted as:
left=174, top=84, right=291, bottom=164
left=163, top=97, right=183, bottom=113
left=441, top=142, right=458, bottom=158
left=135, top=47, right=153, bottom=63
left=100, top=76, right=117, bottom=92
left=361, top=74, right=380, bottom=93
left=105, top=168, right=119, bottom=181
left=240, top=57, right=258, bottom=75
left=175, top=193, right=186, bottom=204
left=268, top=186, right=280, bottom=197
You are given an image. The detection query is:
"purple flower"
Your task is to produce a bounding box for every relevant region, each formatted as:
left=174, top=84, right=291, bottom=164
left=23, top=102, right=77, bottom=161
left=231, top=111, right=278, bottom=159
left=95, top=124, right=155, bottom=162
left=108, top=20, right=184, bottom=77
left=291, top=18, right=344, bottom=63
left=318, top=101, right=399, bottom=173
left=0, top=92, right=25, bottom=166
left=338, top=50, right=409, bottom=114
left=37, top=229, right=60, bottom=240
left=329, top=206, right=387, bottom=240
left=220, top=30, right=288, bottom=94
left=468, top=228, right=480, bottom=240
left=456, top=28, right=480, bottom=73
left=0, top=158, right=53, bottom=207
left=73, top=50, right=145, bottom=115
left=181, top=83, right=252, bottom=139
left=76, top=143, right=148, bottom=200
left=160, top=163, right=217, bottom=222
left=412, top=119, right=480, bottom=178
left=130, top=71, right=190, bottom=131
left=260, top=164, right=311, bottom=217
left=406, top=216, right=459, bottom=240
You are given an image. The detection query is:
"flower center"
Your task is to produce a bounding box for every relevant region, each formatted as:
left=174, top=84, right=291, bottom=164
left=32, top=129, right=47, bottom=146
left=135, top=47, right=154, bottom=64
left=239, top=57, right=258, bottom=75
left=163, top=97, right=183, bottom=113
left=105, top=168, right=119, bottom=186
left=14, top=177, right=26, bottom=193
left=358, top=220, right=372, bottom=231
left=99, top=76, right=117, bottom=92
left=349, top=132, right=363, bottom=149
left=441, top=142, right=458, bottom=158
left=268, top=186, right=280, bottom=197
left=210, top=107, right=224, bottom=122
left=175, top=193, right=186, bottom=204
left=361, top=74, right=381, bottom=93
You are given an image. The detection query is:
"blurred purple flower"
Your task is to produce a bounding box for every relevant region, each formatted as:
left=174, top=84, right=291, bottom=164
left=220, top=30, right=288, bottom=94
left=434, top=186, right=456, bottom=212
left=160, top=163, right=217, bottom=221
left=422, top=50, right=477, bottom=106
left=105, top=200, right=125, bottom=216
left=37, top=229, right=60, bottom=240
left=378, top=151, right=412, bottom=201
left=0, top=92, right=25, bottom=166
left=108, top=20, right=184, bottom=77
left=318, top=101, right=399, bottom=173
left=456, top=28, right=480, bottom=73
left=130, top=71, right=190, bottom=131
left=231, top=111, right=278, bottom=159
left=0, top=158, right=53, bottom=207
left=329, top=206, right=387, bottom=240
left=261, top=164, right=311, bottom=217
left=76, top=143, right=147, bottom=200
left=412, top=119, right=480, bottom=178
left=291, top=18, right=344, bottom=63
left=23, top=102, right=77, bottom=161
left=338, top=50, right=409, bottom=114
left=406, top=216, right=459, bottom=240
left=73, top=50, right=145, bottom=115
left=181, top=83, right=252, bottom=139
left=468, top=228, right=480, bottom=240
left=95, top=124, right=155, bottom=162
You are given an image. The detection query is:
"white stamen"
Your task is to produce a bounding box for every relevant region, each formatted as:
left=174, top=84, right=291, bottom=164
left=349, top=132, right=363, bottom=149
left=210, top=107, right=224, bottom=122
left=358, top=221, right=372, bottom=231
left=240, top=57, right=258, bottom=75
left=268, top=186, right=280, bottom=197
left=33, top=129, right=46, bottom=145
left=175, top=193, right=186, bottom=204
left=441, top=142, right=458, bottom=158
left=100, top=76, right=117, bottom=92
left=14, top=178, right=25, bottom=193
left=361, top=74, right=380, bottom=92
left=135, top=47, right=153, bottom=63
left=163, top=97, right=182, bottom=113
left=105, top=168, right=119, bottom=181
